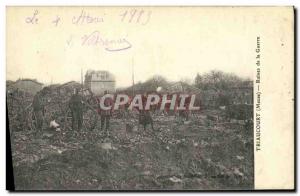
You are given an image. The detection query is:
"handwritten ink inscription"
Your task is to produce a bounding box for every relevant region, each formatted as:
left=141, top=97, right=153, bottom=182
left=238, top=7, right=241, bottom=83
left=23, top=8, right=151, bottom=52
left=119, top=9, right=152, bottom=25
left=25, top=10, right=39, bottom=24
left=72, top=10, right=105, bottom=25
left=81, top=31, right=132, bottom=52
left=24, top=9, right=151, bottom=26
left=52, top=15, right=61, bottom=26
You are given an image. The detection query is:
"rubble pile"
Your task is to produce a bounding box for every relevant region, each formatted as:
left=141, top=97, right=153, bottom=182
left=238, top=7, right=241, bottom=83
left=8, top=87, right=254, bottom=190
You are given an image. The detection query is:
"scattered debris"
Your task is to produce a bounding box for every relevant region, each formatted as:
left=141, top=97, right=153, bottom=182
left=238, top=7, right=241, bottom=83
left=8, top=86, right=253, bottom=190
left=169, top=176, right=182, bottom=183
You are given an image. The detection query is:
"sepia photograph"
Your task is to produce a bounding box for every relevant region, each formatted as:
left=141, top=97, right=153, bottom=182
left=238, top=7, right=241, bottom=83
left=6, top=6, right=294, bottom=191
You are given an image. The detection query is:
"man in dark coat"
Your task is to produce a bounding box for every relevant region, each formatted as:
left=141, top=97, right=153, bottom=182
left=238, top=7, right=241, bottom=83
left=99, top=90, right=113, bottom=135
left=32, top=88, right=50, bottom=130
left=69, top=88, right=83, bottom=131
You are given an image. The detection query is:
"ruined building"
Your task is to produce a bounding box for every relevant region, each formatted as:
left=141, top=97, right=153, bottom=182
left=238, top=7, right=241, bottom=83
left=84, top=70, right=116, bottom=95
left=13, top=79, right=43, bottom=95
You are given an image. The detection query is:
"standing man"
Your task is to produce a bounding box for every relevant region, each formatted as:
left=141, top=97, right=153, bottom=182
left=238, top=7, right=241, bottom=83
left=32, top=88, right=49, bottom=131
left=69, top=88, right=83, bottom=131
left=100, top=90, right=113, bottom=135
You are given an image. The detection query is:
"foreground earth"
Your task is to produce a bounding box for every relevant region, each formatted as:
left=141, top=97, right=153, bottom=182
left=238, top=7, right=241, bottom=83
left=9, top=110, right=254, bottom=190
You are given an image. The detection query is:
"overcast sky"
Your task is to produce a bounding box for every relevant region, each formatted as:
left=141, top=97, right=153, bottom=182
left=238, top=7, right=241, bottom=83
left=5, top=7, right=270, bottom=87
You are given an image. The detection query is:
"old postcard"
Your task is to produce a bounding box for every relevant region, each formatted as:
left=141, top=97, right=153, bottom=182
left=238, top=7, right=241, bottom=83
left=6, top=6, right=294, bottom=191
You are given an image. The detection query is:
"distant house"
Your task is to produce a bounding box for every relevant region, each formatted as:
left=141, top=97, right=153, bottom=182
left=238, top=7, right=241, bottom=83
left=230, top=81, right=253, bottom=105
left=198, top=81, right=253, bottom=108
left=199, top=89, right=219, bottom=108
left=13, top=79, right=43, bottom=95
left=167, top=82, right=201, bottom=94
left=84, top=70, right=116, bottom=95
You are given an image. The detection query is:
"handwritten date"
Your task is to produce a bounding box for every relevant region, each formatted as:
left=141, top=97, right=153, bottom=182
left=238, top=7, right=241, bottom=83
left=119, top=9, right=151, bottom=25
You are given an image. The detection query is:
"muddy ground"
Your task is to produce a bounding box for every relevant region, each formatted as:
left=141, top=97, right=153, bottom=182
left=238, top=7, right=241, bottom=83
left=9, top=109, right=254, bottom=190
